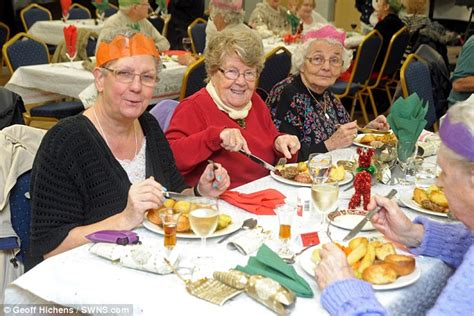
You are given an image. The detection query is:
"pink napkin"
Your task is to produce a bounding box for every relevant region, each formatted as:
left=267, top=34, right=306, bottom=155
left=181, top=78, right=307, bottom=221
left=220, top=189, right=286, bottom=215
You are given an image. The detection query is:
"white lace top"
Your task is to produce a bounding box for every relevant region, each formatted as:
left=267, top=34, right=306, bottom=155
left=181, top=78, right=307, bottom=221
left=117, top=138, right=147, bottom=184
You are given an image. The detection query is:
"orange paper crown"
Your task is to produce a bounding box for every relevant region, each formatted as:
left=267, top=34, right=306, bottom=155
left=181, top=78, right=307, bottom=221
left=96, top=33, right=160, bottom=67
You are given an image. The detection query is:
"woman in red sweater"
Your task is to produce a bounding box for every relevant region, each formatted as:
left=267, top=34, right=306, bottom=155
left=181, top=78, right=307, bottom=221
left=166, top=28, right=300, bottom=189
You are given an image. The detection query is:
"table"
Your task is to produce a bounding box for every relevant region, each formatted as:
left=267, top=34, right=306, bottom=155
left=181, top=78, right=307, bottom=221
left=5, top=59, right=187, bottom=107
left=3, top=148, right=453, bottom=315
left=28, top=19, right=104, bottom=46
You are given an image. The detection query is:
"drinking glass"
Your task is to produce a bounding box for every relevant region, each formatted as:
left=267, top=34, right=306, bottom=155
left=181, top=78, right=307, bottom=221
left=415, top=161, right=437, bottom=189
left=62, top=13, right=69, bottom=23
left=311, top=177, right=339, bottom=235
left=275, top=203, right=295, bottom=258
left=65, top=52, right=77, bottom=67
left=308, top=153, right=332, bottom=181
left=159, top=208, right=181, bottom=257
left=189, top=197, right=219, bottom=256
left=182, top=37, right=192, bottom=52
left=397, top=140, right=418, bottom=185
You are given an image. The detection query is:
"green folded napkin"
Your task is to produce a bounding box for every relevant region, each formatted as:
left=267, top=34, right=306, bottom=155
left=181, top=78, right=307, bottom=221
left=235, top=244, right=314, bottom=298
left=387, top=93, right=428, bottom=143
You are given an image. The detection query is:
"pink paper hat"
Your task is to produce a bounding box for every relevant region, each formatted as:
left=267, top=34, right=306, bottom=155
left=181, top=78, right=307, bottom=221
left=210, top=0, right=243, bottom=11
left=302, top=25, right=346, bottom=46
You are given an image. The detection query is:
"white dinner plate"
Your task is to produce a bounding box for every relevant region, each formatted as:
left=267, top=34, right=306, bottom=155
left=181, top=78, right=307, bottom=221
left=327, top=209, right=375, bottom=231
left=352, top=134, right=385, bottom=149
left=299, top=246, right=421, bottom=290
left=399, top=190, right=448, bottom=218
left=270, top=164, right=354, bottom=187
left=143, top=216, right=243, bottom=239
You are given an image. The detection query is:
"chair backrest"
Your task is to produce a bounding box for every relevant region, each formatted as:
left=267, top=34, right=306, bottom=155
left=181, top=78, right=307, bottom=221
left=369, top=26, right=409, bottom=87
left=258, top=46, right=292, bottom=94
left=349, top=30, right=383, bottom=85
left=0, top=87, right=25, bottom=128
left=99, top=4, right=119, bottom=18
left=149, top=99, right=180, bottom=132
left=0, top=22, right=10, bottom=65
left=149, top=16, right=165, bottom=36
left=2, top=33, right=50, bottom=74
left=400, top=54, right=437, bottom=128
left=179, top=56, right=207, bottom=100
left=415, top=44, right=449, bottom=79
left=20, top=3, right=52, bottom=32
left=187, top=18, right=207, bottom=55
left=86, top=36, right=98, bottom=57
left=69, top=3, right=92, bottom=20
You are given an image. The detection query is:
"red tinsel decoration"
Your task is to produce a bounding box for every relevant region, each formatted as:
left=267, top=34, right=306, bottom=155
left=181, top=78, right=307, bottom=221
left=349, top=148, right=375, bottom=210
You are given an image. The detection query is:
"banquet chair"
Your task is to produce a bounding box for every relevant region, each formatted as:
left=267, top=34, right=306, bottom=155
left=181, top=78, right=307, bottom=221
left=258, top=46, right=292, bottom=96
left=179, top=56, right=206, bottom=100
left=362, top=27, right=409, bottom=116
left=149, top=99, right=179, bottom=132
left=0, top=22, right=10, bottom=66
left=69, top=3, right=92, bottom=20
left=20, top=3, right=52, bottom=32
left=149, top=14, right=171, bottom=38
left=330, top=30, right=383, bottom=124
left=98, top=4, right=119, bottom=18
left=400, top=54, right=437, bottom=131
left=187, top=18, right=207, bottom=55
left=3, top=33, right=84, bottom=125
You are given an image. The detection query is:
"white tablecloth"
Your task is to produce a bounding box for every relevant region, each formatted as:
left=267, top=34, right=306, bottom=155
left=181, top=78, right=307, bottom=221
left=5, top=59, right=186, bottom=105
left=28, top=19, right=104, bottom=46
left=3, top=148, right=453, bottom=315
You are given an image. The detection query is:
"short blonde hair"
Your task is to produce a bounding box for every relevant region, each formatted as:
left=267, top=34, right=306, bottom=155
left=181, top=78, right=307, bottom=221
left=204, top=28, right=264, bottom=80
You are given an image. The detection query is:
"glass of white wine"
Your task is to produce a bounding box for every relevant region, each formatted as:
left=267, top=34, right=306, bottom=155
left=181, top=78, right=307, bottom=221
left=189, top=197, right=219, bottom=258
left=311, top=177, right=339, bottom=236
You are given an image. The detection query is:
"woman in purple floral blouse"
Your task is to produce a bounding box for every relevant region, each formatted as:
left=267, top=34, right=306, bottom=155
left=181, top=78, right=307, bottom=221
left=267, top=25, right=388, bottom=161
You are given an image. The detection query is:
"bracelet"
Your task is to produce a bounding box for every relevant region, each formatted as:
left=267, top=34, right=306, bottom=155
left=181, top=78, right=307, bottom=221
left=193, top=185, right=201, bottom=197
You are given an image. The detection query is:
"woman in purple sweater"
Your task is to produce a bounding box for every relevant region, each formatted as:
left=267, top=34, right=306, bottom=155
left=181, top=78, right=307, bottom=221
left=315, top=99, right=474, bottom=315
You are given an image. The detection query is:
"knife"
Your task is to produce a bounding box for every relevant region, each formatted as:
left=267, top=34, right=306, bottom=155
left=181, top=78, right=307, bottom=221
left=238, top=149, right=276, bottom=172
left=342, top=189, right=397, bottom=242
left=163, top=191, right=187, bottom=199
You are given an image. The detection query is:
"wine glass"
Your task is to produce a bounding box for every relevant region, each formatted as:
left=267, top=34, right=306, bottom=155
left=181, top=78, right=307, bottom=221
left=307, top=153, right=332, bottom=181
left=275, top=203, right=295, bottom=258
left=62, top=12, right=69, bottom=23
left=397, top=140, right=418, bottom=185
left=189, top=197, right=219, bottom=258
left=159, top=208, right=182, bottom=258
left=182, top=37, right=192, bottom=53
left=65, top=51, right=77, bottom=67
left=311, top=178, right=339, bottom=237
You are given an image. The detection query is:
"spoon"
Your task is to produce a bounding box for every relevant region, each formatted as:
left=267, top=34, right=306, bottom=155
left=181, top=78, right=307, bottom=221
left=282, top=244, right=319, bottom=264
left=217, top=218, right=257, bottom=244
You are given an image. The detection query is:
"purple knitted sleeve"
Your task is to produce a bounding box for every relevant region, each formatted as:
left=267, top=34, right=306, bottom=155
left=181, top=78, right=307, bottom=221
left=410, top=217, right=474, bottom=268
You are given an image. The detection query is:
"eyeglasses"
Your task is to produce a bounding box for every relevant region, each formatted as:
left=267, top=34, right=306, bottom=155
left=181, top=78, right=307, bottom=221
left=218, top=68, right=258, bottom=82
left=102, top=67, right=157, bottom=87
left=306, top=55, right=343, bottom=67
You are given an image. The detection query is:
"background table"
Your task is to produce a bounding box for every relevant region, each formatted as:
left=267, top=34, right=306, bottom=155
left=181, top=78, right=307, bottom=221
left=3, top=148, right=453, bottom=315
left=28, top=19, right=104, bottom=46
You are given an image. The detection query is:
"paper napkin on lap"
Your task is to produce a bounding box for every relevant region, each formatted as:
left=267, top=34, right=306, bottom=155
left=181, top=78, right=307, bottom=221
left=387, top=93, right=428, bottom=143
left=220, top=189, right=286, bottom=215
left=235, top=244, right=313, bottom=298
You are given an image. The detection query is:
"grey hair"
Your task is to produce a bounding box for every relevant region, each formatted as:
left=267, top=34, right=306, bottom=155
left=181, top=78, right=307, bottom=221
left=291, top=38, right=353, bottom=74
left=210, top=4, right=245, bottom=26
left=440, top=99, right=474, bottom=165
left=98, top=27, right=162, bottom=71
left=204, top=28, right=264, bottom=81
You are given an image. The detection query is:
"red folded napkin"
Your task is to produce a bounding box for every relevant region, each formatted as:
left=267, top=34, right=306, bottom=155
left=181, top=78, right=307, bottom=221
left=163, top=50, right=187, bottom=56
left=220, top=189, right=286, bottom=215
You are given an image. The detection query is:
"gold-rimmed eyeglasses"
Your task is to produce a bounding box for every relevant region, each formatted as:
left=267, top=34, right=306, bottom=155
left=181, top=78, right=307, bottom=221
left=102, top=67, right=158, bottom=87
left=306, top=55, right=343, bottom=67
left=218, top=68, right=258, bottom=82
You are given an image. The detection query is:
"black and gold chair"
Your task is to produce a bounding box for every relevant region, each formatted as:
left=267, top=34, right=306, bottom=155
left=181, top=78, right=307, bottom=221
left=20, top=3, right=52, bottom=32
left=0, top=21, right=10, bottom=66
left=69, top=3, right=92, bottom=20
left=179, top=56, right=206, bottom=100
left=187, top=18, right=207, bottom=55
left=96, top=3, right=119, bottom=18
left=330, top=30, right=383, bottom=124
left=149, top=14, right=171, bottom=38
left=258, top=46, right=292, bottom=97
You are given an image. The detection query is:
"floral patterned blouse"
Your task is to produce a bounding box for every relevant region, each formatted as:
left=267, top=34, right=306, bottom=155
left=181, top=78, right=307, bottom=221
left=267, top=74, right=350, bottom=161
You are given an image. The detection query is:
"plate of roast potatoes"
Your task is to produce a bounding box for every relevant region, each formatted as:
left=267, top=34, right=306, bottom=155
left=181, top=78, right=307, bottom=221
left=300, top=237, right=420, bottom=290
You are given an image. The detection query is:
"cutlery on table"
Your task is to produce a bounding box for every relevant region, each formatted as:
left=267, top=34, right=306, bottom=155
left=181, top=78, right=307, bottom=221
left=217, top=218, right=258, bottom=244
left=342, top=189, right=397, bottom=242
left=282, top=244, right=319, bottom=264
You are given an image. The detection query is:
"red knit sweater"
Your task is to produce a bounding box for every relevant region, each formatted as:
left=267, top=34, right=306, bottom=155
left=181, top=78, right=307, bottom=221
left=166, top=88, right=285, bottom=189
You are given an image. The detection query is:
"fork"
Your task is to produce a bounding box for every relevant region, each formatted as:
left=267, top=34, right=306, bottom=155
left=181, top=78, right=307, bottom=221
left=274, top=157, right=287, bottom=175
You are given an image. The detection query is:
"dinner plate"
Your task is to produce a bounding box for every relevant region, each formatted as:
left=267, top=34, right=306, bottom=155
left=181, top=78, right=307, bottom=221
left=399, top=190, right=448, bottom=218
left=327, top=209, right=375, bottom=231
left=270, top=164, right=354, bottom=187
left=299, top=246, right=421, bottom=290
left=143, top=216, right=243, bottom=239
left=352, top=134, right=385, bottom=148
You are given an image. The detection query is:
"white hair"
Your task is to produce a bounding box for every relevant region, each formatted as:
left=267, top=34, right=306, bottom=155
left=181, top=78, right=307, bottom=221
left=210, top=4, right=245, bottom=26
left=290, top=38, right=353, bottom=74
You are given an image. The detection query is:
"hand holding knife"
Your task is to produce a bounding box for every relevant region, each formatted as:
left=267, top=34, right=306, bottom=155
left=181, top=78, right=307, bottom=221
left=238, top=149, right=276, bottom=172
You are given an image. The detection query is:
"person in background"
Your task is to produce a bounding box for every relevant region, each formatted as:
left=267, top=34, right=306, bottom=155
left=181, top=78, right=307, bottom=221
left=267, top=25, right=388, bottom=161
left=166, top=29, right=300, bottom=189
left=286, top=0, right=300, bottom=35
left=98, top=0, right=170, bottom=52
left=249, top=0, right=290, bottom=38
left=448, top=35, right=474, bottom=106
left=28, top=28, right=229, bottom=270
left=355, top=0, right=376, bottom=34
left=167, top=0, right=205, bottom=50
left=315, top=99, right=474, bottom=315
left=297, top=0, right=328, bottom=34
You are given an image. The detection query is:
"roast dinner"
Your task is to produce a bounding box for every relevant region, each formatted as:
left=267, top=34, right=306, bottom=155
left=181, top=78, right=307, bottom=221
left=412, top=185, right=449, bottom=213
left=276, top=162, right=346, bottom=184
